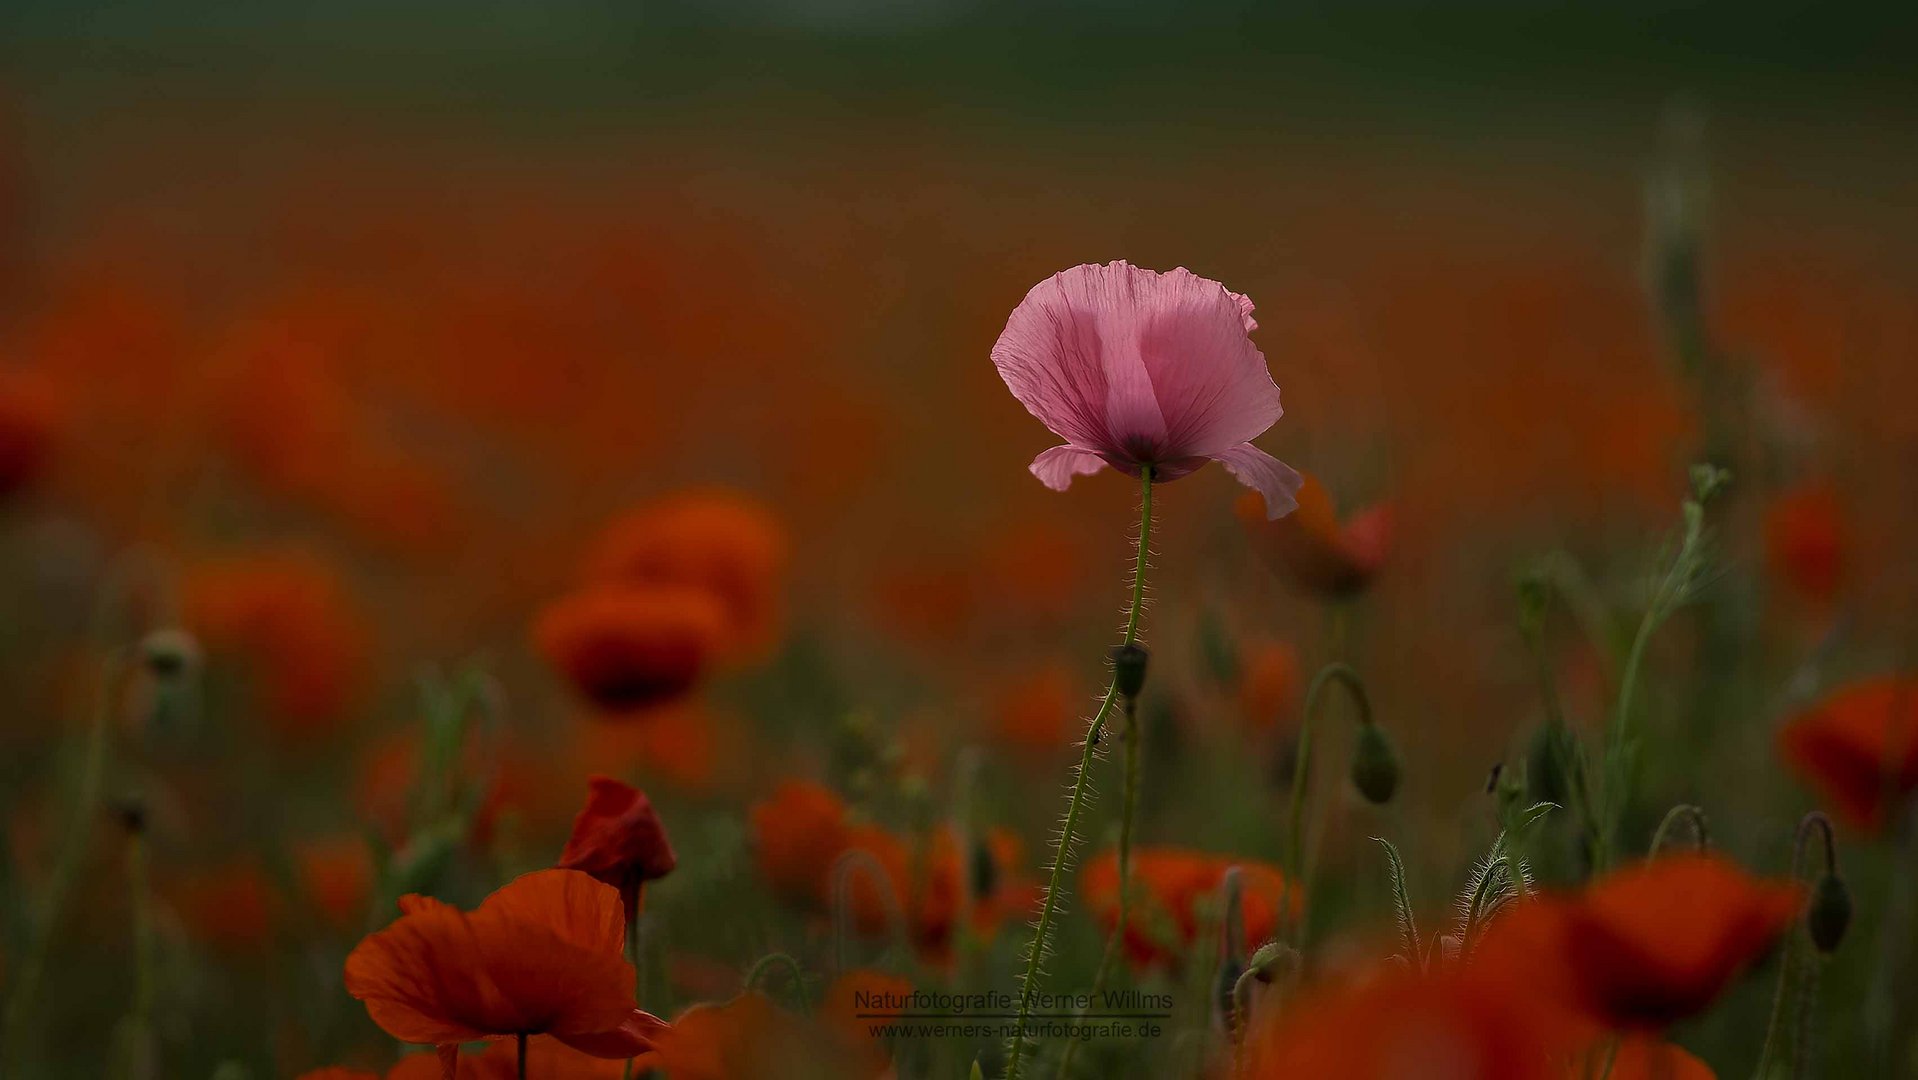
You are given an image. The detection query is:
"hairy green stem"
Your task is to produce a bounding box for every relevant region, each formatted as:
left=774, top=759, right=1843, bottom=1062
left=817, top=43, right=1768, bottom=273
left=1004, top=467, right=1153, bottom=1080
left=1055, top=697, right=1142, bottom=1079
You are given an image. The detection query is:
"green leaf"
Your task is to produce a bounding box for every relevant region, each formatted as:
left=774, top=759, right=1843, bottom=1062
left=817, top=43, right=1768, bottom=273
left=1372, top=837, right=1421, bottom=972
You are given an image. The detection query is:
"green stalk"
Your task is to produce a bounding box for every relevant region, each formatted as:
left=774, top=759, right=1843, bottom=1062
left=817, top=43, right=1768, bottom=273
left=1055, top=695, right=1142, bottom=1079
left=1283, top=664, right=1370, bottom=900
left=1004, top=466, right=1153, bottom=1080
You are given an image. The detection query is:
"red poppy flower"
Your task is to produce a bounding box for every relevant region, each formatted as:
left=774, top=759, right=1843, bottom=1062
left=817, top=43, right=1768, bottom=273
left=1764, top=482, right=1846, bottom=606
left=749, top=780, right=853, bottom=905
left=182, top=551, right=372, bottom=739
left=532, top=585, right=725, bottom=714
left=1081, top=847, right=1295, bottom=968
left=557, top=776, right=678, bottom=923
left=1479, top=854, right=1799, bottom=1030
left=1778, top=677, right=1918, bottom=832
left=1235, top=471, right=1391, bottom=599
left=381, top=1037, right=626, bottom=1079
left=294, top=1069, right=381, bottom=1080
left=344, top=869, right=667, bottom=1062
left=583, top=489, right=788, bottom=659
left=1237, top=638, right=1301, bottom=732
left=648, top=992, right=890, bottom=1080
left=1594, top=1036, right=1715, bottom=1080
left=1238, top=965, right=1567, bottom=1080
left=296, top=834, right=374, bottom=930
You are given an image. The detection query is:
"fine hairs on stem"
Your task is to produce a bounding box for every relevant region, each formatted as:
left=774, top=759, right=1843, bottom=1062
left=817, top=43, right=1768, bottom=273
left=1004, top=466, right=1153, bottom=1080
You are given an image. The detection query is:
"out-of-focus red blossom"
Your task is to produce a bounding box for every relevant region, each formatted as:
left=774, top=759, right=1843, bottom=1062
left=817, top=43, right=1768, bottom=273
left=1237, top=638, right=1300, bottom=732
left=295, top=834, right=374, bottom=929
left=1081, top=848, right=1295, bottom=968
left=868, top=560, right=974, bottom=648
left=532, top=585, right=726, bottom=715
left=558, top=776, right=677, bottom=923
left=976, top=520, right=1093, bottom=625
left=167, top=859, right=283, bottom=955
left=183, top=551, right=372, bottom=739
left=1595, top=1036, right=1717, bottom=1080
left=1476, top=854, right=1799, bottom=1031
left=212, top=332, right=463, bottom=557
left=649, top=992, right=891, bottom=1080
left=747, top=780, right=1028, bottom=957
left=569, top=705, right=729, bottom=795
left=302, top=1036, right=629, bottom=1080
left=1764, top=482, right=1846, bottom=606
left=293, top=1069, right=381, bottom=1080
left=1778, top=676, right=1918, bottom=832
left=351, top=730, right=550, bottom=846
left=0, top=369, right=60, bottom=498
left=991, top=664, right=1078, bottom=757
left=583, top=489, right=788, bottom=659
left=344, top=870, right=667, bottom=1061
left=1235, top=471, right=1391, bottom=599
left=1236, top=965, right=1570, bottom=1080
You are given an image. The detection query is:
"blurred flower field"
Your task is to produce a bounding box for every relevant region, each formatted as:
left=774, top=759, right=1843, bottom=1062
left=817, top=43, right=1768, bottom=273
left=0, top=5, right=1916, bottom=1076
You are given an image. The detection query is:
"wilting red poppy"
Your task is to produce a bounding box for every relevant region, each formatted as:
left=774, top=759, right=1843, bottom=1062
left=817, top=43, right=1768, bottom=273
left=1234, top=471, right=1391, bottom=599
left=1763, top=482, right=1846, bottom=606
left=532, top=585, right=725, bottom=715
left=182, top=551, right=372, bottom=739
left=583, top=489, right=788, bottom=659
left=1478, top=854, right=1798, bottom=1030
left=0, top=369, right=59, bottom=499
left=557, top=776, right=678, bottom=923
left=1237, top=964, right=1568, bottom=1080
left=1081, top=847, right=1295, bottom=968
left=344, top=869, right=667, bottom=1062
left=1778, top=676, right=1918, bottom=832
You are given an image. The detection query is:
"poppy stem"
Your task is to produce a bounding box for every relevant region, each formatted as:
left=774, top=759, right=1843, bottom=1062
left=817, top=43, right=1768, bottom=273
left=623, top=889, right=642, bottom=1080
left=0, top=648, right=127, bottom=1069
left=1004, top=465, right=1153, bottom=1080
left=1056, top=693, right=1143, bottom=1080
left=1646, top=803, right=1711, bottom=855
left=1282, top=662, right=1371, bottom=935
left=517, top=1032, right=527, bottom=1080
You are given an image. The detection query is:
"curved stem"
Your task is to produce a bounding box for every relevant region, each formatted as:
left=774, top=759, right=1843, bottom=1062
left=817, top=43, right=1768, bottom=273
left=1755, top=812, right=1839, bottom=1079
left=743, top=952, right=811, bottom=1014
left=1, top=650, right=126, bottom=1067
left=832, top=848, right=911, bottom=971
left=1005, top=466, right=1153, bottom=1080
left=1283, top=663, right=1372, bottom=893
left=1647, top=803, right=1711, bottom=856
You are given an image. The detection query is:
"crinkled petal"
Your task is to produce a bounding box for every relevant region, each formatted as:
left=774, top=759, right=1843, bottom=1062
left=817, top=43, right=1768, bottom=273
left=1212, top=444, right=1303, bottom=519
left=478, top=869, right=627, bottom=956
left=343, top=905, right=493, bottom=1046
left=553, top=1008, right=673, bottom=1059
left=1136, top=267, right=1284, bottom=456
left=1029, top=445, right=1109, bottom=492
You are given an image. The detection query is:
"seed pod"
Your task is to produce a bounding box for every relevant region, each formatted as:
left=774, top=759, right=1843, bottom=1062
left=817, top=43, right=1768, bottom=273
left=1350, top=723, right=1401, bottom=804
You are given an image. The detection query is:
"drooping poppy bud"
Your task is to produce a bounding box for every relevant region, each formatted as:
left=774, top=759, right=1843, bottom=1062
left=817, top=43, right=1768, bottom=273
left=1806, top=872, right=1850, bottom=954
left=139, top=627, right=201, bottom=683
left=1350, top=722, right=1400, bottom=804
left=558, top=776, right=678, bottom=924
left=1111, top=643, right=1149, bottom=699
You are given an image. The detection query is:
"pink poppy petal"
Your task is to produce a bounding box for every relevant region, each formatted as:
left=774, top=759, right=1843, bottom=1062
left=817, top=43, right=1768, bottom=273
left=1029, top=445, right=1110, bottom=492
left=1137, top=267, right=1284, bottom=457
left=1213, top=444, right=1303, bottom=519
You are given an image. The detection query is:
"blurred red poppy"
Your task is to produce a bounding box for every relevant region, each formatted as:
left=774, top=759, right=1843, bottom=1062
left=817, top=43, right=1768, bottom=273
left=1235, top=471, right=1391, bottom=599
left=344, top=869, right=666, bottom=1061
left=1778, top=676, right=1918, bottom=832
left=532, top=585, right=725, bottom=715
left=583, top=489, right=788, bottom=660
left=1080, top=847, right=1295, bottom=968
left=557, top=776, right=678, bottom=923
left=1478, top=854, right=1798, bottom=1030
left=1764, top=482, right=1846, bottom=606
left=0, top=369, right=59, bottom=499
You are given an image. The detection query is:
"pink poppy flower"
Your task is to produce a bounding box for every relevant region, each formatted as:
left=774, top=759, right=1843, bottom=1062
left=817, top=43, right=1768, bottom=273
left=991, top=261, right=1302, bottom=518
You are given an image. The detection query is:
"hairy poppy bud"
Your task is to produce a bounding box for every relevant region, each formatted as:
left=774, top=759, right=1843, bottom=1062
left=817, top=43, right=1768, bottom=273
left=1111, top=643, right=1149, bottom=699
left=1350, top=722, right=1400, bottom=804
left=139, top=627, right=200, bottom=682
left=1806, top=872, right=1850, bottom=953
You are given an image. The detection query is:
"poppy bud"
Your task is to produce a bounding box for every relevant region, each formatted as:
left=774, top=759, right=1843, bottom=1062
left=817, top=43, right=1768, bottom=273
left=558, top=776, right=677, bottom=924
left=1110, top=643, right=1149, bottom=699
left=1350, top=722, right=1400, bottom=804
left=1806, top=872, right=1850, bottom=953
left=969, top=834, right=999, bottom=901
left=139, top=627, right=200, bottom=682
